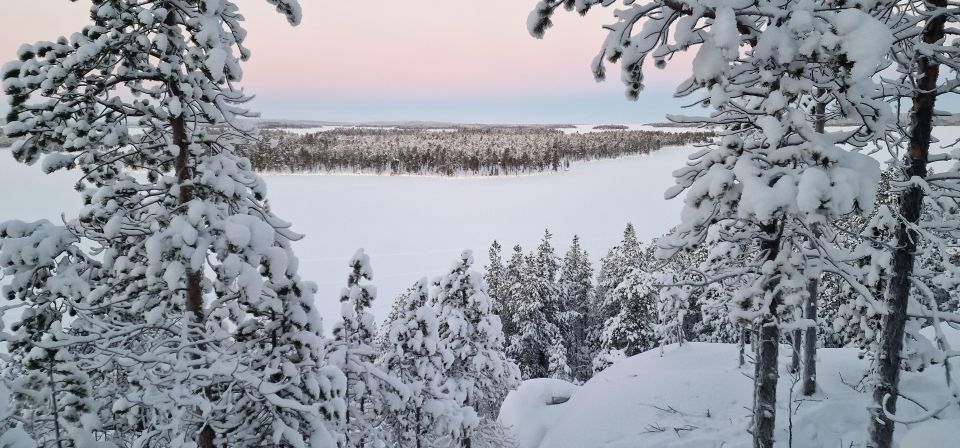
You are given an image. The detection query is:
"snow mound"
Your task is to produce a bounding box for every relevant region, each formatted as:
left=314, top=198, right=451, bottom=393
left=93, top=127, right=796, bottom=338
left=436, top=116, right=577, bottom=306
left=506, top=342, right=960, bottom=448
left=498, top=378, right=578, bottom=448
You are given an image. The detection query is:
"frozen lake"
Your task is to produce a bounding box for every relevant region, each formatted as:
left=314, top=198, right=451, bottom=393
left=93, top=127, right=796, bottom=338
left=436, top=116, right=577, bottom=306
left=3, top=126, right=959, bottom=327
left=0, top=143, right=689, bottom=325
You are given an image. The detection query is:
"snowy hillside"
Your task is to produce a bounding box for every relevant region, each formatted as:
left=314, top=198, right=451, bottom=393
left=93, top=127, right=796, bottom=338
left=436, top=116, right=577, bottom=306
left=500, top=338, right=960, bottom=448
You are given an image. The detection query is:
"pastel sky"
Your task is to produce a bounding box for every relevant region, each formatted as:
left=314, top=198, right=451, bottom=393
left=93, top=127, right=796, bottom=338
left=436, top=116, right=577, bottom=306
left=0, top=1, right=694, bottom=124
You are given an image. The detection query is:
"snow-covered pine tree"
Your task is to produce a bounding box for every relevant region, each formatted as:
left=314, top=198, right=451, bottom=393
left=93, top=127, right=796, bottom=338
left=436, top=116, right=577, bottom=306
left=432, top=251, right=520, bottom=448
left=653, top=230, right=741, bottom=345
left=532, top=232, right=564, bottom=340
left=699, top=236, right=756, bottom=346
left=1, top=1, right=345, bottom=446
left=329, top=250, right=408, bottom=447
left=593, top=226, right=639, bottom=326
left=593, top=265, right=658, bottom=372
left=531, top=2, right=894, bottom=446
left=532, top=230, right=560, bottom=285
left=865, top=1, right=960, bottom=444
left=547, top=336, right=572, bottom=381
left=500, top=245, right=526, bottom=352
left=511, top=251, right=559, bottom=380
left=508, top=231, right=568, bottom=380
left=378, top=279, right=468, bottom=448
left=655, top=269, right=690, bottom=346
left=557, top=235, right=595, bottom=382
left=591, top=224, right=645, bottom=372
left=484, top=241, right=509, bottom=329
left=820, top=168, right=898, bottom=355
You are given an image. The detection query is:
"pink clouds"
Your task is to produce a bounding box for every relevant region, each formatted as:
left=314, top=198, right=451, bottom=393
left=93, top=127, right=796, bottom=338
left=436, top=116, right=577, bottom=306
left=1, top=1, right=690, bottom=103
left=237, top=1, right=688, bottom=99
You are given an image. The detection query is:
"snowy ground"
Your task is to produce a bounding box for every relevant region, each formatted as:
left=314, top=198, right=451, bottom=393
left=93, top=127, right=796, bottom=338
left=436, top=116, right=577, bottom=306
left=499, top=337, right=960, bottom=448
left=2, top=126, right=959, bottom=327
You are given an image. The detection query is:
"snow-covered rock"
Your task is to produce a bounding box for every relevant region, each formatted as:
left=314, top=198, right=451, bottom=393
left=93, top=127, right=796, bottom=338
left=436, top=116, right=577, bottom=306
left=504, top=341, right=960, bottom=448
left=498, top=378, right=578, bottom=448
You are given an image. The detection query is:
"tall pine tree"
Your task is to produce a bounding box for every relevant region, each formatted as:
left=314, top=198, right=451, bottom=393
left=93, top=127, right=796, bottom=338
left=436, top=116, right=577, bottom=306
left=1, top=1, right=345, bottom=446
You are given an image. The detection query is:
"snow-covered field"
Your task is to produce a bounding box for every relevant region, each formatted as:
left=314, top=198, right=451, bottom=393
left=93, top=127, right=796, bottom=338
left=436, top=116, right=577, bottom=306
left=2, top=126, right=958, bottom=327
left=500, top=332, right=960, bottom=448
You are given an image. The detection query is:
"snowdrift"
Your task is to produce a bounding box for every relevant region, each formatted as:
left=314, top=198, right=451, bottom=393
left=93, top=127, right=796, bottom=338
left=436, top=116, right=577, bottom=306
left=500, top=341, right=960, bottom=448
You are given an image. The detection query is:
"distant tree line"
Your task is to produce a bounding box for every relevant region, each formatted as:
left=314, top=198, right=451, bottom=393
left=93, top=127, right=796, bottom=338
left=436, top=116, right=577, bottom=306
left=236, top=128, right=714, bottom=176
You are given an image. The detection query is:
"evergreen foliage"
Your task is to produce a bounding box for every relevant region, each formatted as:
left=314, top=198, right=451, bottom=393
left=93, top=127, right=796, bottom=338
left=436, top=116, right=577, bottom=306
left=0, top=1, right=344, bottom=446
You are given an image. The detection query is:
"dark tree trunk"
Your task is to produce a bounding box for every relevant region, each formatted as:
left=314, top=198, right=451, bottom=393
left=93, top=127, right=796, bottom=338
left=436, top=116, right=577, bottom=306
left=867, top=4, right=944, bottom=446
left=790, top=329, right=801, bottom=374
left=739, top=326, right=749, bottom=367
left=49, top=358, right=65, bottom=448
left=172, top=114, right=204, bottom=324
left=754, top=322, right=780, bottom=448
left=167, top=8, right=211, bottom=444
left=801, top=93, right=825, bottom=397
left=173, top=113, right=214, bottom=448
left=416, top=407, right=422, bottom=448
left=753, top=223, right=782, bottom=448
left=802, top=278, right=818, bottom=396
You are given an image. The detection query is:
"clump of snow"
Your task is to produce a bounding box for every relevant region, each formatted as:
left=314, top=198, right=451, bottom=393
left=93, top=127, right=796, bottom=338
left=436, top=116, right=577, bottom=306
left=506, top=341, right=960, bottom=448
left=498, top=378, right=578, bottom=448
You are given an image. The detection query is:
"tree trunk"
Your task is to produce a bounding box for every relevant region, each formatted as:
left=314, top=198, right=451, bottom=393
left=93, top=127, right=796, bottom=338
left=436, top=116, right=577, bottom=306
left=867, top=4, right=944, bottom=446
left=802, top=278, right=818, bottom=396
left=790, top=329, right=801, bottom=374
left=739, top=326, right=748, bottom=367
left=416, top=406, right=422, bottom=448
left=171, top=114, right=204, bottom=324
left=172, top=112, right=214, bottom=448
left=801, top=93, right=825, bottom=397
left=754, top=321, right=780, bottom=448
left=753, top=223, right=782, bottom=448
left=49, top=358, right=65, bottom=448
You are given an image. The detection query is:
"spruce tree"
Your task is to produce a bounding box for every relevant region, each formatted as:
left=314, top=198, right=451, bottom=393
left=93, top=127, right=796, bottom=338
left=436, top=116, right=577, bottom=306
left=557, top=235, right=595, bottom=382
left=432, top=251, right=520, bottom=448
left=483, top=241, right=508, bottom=330
left=592, top=224, right=645, bottom=372
left=508, top=231, right=569, bottom=381
left=500, top=245, right=526, bottom=350
left=378, top=279, right=467, bottom=448
left=329, top=250, right=408, bottom=447
left=595, top=225, right=642, bottom=325
left=594, top=266, right=658, bottom=371
left=511, top=252, right=558, bottom=379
